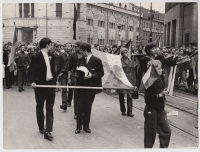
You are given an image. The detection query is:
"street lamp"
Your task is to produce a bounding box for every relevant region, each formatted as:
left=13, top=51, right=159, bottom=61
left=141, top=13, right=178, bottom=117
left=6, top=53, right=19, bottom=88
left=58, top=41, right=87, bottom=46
left=117, top=24, right=122, bottom=46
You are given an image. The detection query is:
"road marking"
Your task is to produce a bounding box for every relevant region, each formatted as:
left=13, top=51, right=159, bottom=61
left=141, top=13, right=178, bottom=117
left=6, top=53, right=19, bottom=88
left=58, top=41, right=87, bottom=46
left=172, top=94, right=197, bottom=104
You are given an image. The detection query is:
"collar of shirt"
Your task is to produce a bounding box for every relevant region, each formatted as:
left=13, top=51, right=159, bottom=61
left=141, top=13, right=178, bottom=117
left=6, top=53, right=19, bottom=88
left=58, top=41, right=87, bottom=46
left=86, top=54, right=92, bottom=63
left=41, top=49, right=48, bottom=56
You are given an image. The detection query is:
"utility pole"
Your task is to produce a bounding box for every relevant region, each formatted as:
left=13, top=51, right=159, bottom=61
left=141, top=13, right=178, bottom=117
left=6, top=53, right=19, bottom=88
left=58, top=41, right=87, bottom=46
left=139, top=2, right=141, bottom=41
left=149, top=2, right=152, bottom=42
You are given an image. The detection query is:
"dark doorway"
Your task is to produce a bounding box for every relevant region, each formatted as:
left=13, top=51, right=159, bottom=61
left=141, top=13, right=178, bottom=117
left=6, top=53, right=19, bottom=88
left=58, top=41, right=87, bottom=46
left=22, top=27, right=33, bottom=43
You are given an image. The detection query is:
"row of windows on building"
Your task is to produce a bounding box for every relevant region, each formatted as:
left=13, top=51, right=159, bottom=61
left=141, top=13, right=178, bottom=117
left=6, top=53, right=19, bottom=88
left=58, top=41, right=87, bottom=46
left=109, top=3, right=140, bottom=12
left=87, top=19, right=134, bottom=31
left=143, top=20, right=163, bottom=31
left=142, top=32, right=160, bottom=40
left=87, top=38, right=116, bottom=46
left=18, top=3, right=81, bottom=18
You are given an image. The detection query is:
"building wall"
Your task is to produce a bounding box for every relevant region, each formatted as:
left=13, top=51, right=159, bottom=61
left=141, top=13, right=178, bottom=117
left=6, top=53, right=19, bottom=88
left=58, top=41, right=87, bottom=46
left=2, top=3, right=147, bottom=46
left=164, top=3, right=198, bottom=47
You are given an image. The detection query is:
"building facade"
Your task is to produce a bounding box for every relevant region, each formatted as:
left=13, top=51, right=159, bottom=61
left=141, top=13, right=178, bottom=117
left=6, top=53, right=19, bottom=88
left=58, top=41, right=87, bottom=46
left=2, top=3, right=164, bottom=46
left=164, top=2, right=198, bottom=48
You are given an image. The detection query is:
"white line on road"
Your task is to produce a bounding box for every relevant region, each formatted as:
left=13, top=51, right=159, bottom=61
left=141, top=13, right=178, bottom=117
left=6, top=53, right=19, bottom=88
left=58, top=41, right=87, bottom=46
left=172, top=94, right=197, bottom=104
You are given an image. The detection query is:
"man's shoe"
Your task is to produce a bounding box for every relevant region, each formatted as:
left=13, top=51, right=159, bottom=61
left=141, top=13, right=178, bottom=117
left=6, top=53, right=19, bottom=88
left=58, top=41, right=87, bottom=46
left=21, top=88, right=25, bottom=91
left=18, top=88, right=22, bottom=92
left=6, top=86, right=9, bottom=89
left=121, top=112, right=126, bottom=116
left=39, top=128, right=46, bottom=134
left=83, top=127, right=91, bottom=133
left=74, top=115, right=77, bottom=119
left=60, top=104, right=67, bottom=110
left=44, top=132, right=53, bottom=140
left=75, top=128, right=81, bottom=134
left=67, top=103, right=71, bottom=107
left=127, top=113, right=134, bottom=117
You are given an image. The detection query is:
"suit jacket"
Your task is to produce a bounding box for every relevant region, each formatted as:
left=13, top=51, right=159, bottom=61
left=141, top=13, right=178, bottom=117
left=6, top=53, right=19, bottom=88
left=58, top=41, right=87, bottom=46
left=68, top=51, right=79, bottom=72
left=27, top=51, right=56, bottom=85
left=57, top=52, right=70, bottom=75
left=136, top=55, right=177, bottom=88
left=77, top=55, right=104, bottom=94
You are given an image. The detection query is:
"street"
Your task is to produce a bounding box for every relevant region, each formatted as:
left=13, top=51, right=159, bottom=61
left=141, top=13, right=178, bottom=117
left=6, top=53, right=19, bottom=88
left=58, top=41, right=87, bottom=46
left=3, top=85, right=198, bottom=149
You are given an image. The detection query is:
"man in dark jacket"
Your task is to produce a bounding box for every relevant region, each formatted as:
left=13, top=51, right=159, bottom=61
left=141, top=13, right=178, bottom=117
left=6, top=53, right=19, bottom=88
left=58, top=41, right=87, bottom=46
left=15, top=44, right=30, bottom=92
left=143, top=60, right=171, bottom=148
left=75, top=42, right=104, bottom=134
left=136, top=42, right=177, bottom=88
left=57, top=47, right=71, bottom=110
left=27, top=37, right=56, bottom=141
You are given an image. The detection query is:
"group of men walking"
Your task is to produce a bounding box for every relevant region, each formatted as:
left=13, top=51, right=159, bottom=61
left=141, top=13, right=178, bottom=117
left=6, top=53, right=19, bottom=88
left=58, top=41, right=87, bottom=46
left=10, top=36, right=186, bottom=148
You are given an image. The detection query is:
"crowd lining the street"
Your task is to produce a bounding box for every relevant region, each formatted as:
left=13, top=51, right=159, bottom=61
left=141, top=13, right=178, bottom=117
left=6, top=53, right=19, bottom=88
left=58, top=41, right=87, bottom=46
left=2, top=41, right=198, bottom=95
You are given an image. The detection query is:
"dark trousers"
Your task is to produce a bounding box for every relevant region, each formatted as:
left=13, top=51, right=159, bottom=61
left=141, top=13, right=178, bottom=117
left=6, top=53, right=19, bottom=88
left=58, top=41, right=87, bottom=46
left=5, top=66, right=13, bottom=87
left=77, top=91, right=95, bottom=128
left=143, top=105, right=171, bottom=148
left=60, top=73, right=73, bottom=106
left=34, top=81, right=55, bottom=132
left=17, top=67, right=26, bottom=89
left=119, top=93, right=133, bottom=114
left=187, top=68, right=194, bottom=88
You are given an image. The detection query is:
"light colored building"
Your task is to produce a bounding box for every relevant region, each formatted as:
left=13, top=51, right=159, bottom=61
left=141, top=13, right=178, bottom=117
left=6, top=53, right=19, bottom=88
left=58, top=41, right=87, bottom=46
left=2, top=3, right=141, bottom=46
left=164, top=2, right=198, bottom=48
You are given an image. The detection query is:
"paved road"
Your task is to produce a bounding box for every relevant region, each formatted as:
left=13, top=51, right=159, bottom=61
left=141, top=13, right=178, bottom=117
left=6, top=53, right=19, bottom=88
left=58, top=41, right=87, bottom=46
left=3, top=85, right=198, bottom=149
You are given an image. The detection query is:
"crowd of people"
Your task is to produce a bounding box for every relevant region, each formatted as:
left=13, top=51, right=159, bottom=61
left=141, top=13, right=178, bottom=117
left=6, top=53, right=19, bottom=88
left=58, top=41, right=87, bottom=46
left=2, top=39, right=198, bottom=148
left=3, top=40, right=198, bottom=95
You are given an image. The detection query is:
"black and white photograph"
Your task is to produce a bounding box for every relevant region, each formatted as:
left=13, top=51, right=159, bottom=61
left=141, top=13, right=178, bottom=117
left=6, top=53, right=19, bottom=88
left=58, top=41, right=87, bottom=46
left=1, top=0, right=199, bottom=150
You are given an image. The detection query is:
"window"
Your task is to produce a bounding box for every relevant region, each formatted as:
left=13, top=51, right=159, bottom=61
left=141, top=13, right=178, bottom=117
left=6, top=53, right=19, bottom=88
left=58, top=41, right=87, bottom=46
left=98, top=21, right=105, bottom=27
left=143, top=21, right=145, bottom=27
left=31, top=3, right=34, bottom=18
left=109, top=22, right=115, bottom=29
left=87, top=19, right=93, bottom=26
left=109, top=40, right=115, bottom=45
left=19, top=3, right=22, bottom=18
left=87, top=38, right=93, bottom=44
left=146, top=22, right=148, bottom=28
left=121, top=25, right=125, bottom=31
left=143, top=32, right=145, bottom=39
left=119, top=3, right=122, bottom=8
left=24, top=3, right=29, bottom=18
left=124, top=5, right=127, bottom=9
left=132, top=7, right=134, bottom=11
left=98, top=39, right=104, bottom=45
left=77, top=4, right=81, bottom=19
left=56, top=3, right=62, bottom=17
left=129, top=26, right=133, bottom=32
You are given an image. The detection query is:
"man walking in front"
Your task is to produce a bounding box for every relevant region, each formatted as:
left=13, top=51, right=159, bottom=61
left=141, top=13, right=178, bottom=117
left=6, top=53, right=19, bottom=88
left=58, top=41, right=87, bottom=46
left=27, top=38, right=56, bottom=141
left=75, top=42, right=104, bottom=134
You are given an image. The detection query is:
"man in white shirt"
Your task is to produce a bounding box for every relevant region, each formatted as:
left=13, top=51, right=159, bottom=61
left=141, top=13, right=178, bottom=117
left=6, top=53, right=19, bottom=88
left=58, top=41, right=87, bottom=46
left=27, top=38, right=56, bottom=141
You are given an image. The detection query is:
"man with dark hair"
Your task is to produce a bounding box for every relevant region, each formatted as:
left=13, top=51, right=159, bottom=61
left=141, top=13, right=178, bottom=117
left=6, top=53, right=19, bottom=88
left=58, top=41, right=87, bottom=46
left=111, top=44, right=118, bottom=54
left=15, top=44, right=30, bottom=92
left=27, top=37, right=56, bottom=141
left=136, top=42, right=177, bottom=89
left=68, top=41, right=83, bottom=119
left=75, top=42, right=104, bottom=134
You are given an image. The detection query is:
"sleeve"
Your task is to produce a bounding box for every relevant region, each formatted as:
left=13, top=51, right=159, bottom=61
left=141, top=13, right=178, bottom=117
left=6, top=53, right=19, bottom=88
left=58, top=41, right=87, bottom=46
left=158, top=55, right=177, bottom=66
left=57, top=54, right=63, bottom=75
left=27, top=55, right=37, bottom=83
left=91, top=58, right=104, bottom=79
left=68, top=54, right=73, bottom=71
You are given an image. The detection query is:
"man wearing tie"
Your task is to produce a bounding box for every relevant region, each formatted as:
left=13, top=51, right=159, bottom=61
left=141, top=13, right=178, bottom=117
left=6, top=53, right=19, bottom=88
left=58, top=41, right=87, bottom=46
left=75, top=42, right=104, bottom=134
left=27, top=38, right=56, bottom=141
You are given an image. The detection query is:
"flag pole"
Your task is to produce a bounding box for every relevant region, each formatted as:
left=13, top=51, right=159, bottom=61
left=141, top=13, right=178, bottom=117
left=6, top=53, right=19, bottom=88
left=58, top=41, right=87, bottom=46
left=169, top=65, right=177, bottom=96
left=35, top=85, right=135, bottom=90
